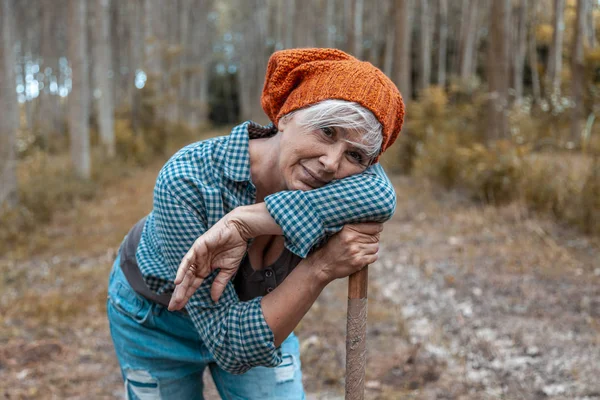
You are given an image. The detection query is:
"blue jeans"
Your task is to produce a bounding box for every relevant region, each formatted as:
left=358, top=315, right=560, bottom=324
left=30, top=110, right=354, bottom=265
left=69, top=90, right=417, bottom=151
left=107, top=254, right=305, bottom=399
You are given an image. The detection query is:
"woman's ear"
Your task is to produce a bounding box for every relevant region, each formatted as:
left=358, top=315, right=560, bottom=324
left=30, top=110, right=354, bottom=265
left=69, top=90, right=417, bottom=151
left=277, top=117, right=287, bottom=132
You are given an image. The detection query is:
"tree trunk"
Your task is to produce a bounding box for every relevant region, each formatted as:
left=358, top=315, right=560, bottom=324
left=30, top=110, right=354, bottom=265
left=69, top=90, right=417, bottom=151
left=0, top=0, right=18, bottom=208
left=585, top=0, right=596, bottom=48
left=284, top=0, right=295, bottom=48
left=528, top=0, right=542, bottom=103
left=353, top=0, right=364, bottom=58
left=383, top=0, right=395, bottom=78
left=487, top=0, right=510, bottom=141
left=237, top=0, right=268, bottom=123
left=460, top=0, right=478, bottom=81
left=111, top=0, right=131, bottom=110
left=418, top=0, right=431, bottom=94
left=325, top=0, right=336, bottom=48
left=165, top=1, right=180, bottom=123
left=144, top=0, right=166, bottom=119
left=394, top=0, right=413, bottom=100
left=437, top=0, right=448, bottom=87
left=453, top=0, right=470, bottom=77
left=178, top=0, right=191, bottom=124
left=68, top=0, right=91, bottom=179
left=364, top=0, right=381, bottom=66
left=546, top=0, right=564, bottom=98
left=37, top=1, right=60, bottom=145
left=20, top=4, right=41, bottom=136
left=129, top=0, right=143, bottom=134
left=513, top=0, right=528, bottom=104
left=344, top=0, right=355, bottom=54
left=188, top=0, right=211, bottom=128
left=93, top=0, right=115, bottom=157
left=570, top=0, right=585, bottom=146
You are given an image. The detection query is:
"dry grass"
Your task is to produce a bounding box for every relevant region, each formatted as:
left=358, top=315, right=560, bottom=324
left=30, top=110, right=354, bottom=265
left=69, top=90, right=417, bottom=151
left=0, top=120, right=226, bottom=258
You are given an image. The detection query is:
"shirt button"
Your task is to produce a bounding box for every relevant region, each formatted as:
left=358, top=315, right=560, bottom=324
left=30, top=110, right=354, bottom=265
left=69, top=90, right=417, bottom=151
left=265, top=269, right=273, bottom=278
left=266, top=287, right=274, bottom=293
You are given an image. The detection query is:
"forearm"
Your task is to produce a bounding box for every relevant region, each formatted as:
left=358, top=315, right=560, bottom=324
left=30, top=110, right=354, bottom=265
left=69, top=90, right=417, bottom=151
left=261, top=257, right=329, bottom=346
left=263, top=164, right=396, bottom=257
left=231, top=203, right=283, bottom=238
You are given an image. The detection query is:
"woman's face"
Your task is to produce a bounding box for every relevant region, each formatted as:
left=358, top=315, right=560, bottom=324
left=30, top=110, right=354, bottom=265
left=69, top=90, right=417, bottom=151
left=277, top=114, right=373, bottom=191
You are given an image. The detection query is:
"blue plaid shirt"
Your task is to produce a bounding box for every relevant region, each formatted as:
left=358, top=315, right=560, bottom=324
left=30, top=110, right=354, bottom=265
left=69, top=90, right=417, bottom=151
left=135, top=121, right=396, bottom=374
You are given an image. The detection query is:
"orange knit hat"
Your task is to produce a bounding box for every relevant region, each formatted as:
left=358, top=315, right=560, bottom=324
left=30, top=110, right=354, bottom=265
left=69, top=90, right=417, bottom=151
left=261, top=48, right=405, bottom=158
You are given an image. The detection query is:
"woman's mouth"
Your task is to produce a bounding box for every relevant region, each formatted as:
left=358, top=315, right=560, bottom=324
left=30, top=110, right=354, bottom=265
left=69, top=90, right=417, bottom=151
left=300, top=165, right=327, bottom=188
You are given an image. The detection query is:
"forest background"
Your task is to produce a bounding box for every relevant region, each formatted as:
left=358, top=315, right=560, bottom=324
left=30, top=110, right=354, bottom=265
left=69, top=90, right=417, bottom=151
left=1, top=0, right=600, bottom=398
left=1, top=0, right=600, bottom=248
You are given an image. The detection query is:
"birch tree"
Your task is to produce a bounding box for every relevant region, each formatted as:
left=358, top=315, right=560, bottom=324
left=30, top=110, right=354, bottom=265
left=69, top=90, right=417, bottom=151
left=513, top=0, right=528, bottom=104
left=37, top=1, right=60, bottom=143
left=129, top=0, right=143, bottom=134
left=437, top=0, right=448, bottom=87
left=68, top=0, right=91, bottom=179
left=584, top=0, right=596, bottom=48
left=546, top=0, right=565, bottom=98
left=528, top=0, right=542, bottom=103
left=325, top=0, right=336, bottom=48
left=487, top=0, right=510, bottom=141
left=284, top=0, right=295, bottom=48
left=0, top=0, right=18, bottom=208
left=383, top=0, right=396, bottom=77
left=188, top=0, right=212, bottom=127
left=452, top=0, right=469, bottom=77
left=394, top=0, right=413, bottom=100
left=93, top=0, right=115, bottom=157
left=418, top=0, right=432, bottom=94
left=344, top=0, right=355, bottom=53
left=460, top=0, right=479, bottom=81
left=144, top=0, right=166, bottom=119
left=237, top=0, right=269, bottom=122
left=570, top=0, right=585, bottom=145
left=353, top=0, right=364, bottom=58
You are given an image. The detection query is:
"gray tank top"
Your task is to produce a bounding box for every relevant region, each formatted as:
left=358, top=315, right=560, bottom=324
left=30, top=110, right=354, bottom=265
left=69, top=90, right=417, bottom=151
left=120, top=217, right=302, bottom=306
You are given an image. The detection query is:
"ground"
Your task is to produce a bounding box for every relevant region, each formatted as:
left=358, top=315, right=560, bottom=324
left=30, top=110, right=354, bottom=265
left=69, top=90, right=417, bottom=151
left=1, top=159, right=599, bottom=399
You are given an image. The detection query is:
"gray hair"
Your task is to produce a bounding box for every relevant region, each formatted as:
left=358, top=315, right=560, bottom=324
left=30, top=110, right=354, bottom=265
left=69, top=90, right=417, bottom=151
left=281, top=100, right=383, bottom=160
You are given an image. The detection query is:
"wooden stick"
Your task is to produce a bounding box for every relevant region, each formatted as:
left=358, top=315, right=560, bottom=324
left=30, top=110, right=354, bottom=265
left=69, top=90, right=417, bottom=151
left=345, top=266, right=368, bottom=400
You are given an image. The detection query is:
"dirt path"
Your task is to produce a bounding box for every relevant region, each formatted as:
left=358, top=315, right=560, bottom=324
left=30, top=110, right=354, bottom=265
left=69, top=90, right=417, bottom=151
left=1, top=166, right=599, bottom=399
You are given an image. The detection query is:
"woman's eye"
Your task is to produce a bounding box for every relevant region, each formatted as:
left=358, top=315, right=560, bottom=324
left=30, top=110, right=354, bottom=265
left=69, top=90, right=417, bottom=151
left=348, top=151, right=364, bottom=163
left=321, top=127, right=335, bottom=137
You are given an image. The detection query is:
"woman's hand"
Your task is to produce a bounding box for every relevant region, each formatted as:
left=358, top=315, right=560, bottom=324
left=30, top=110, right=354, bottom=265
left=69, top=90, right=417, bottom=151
left=308, top=223, right=382, bottom=285
left=168, top=203, right=284, bottom=311
left=168, top=213, right=253, bottom=310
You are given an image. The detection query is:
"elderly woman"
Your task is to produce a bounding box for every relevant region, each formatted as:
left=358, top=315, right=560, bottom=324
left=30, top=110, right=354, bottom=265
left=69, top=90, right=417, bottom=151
left=107, top=48, right=404, bottom=399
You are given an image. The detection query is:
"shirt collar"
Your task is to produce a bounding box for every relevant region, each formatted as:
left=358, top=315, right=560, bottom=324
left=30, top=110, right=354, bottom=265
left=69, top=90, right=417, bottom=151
left=223, top=121, right=278, bottom=183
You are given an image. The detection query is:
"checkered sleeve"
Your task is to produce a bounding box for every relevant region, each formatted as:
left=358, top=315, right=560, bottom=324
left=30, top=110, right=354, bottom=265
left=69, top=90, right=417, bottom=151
left=264, top=163, right=396, bottom=258
left=153, top=173, right=281, bottom=375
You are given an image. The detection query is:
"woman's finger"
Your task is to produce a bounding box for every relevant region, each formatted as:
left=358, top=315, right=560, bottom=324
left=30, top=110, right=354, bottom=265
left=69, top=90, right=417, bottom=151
left=175, top=246, right=197, bottom=285
left=361, top=253, right=378, bottom=266
left=211, top=268, right=237, bottom=303
left=358, top=243, right=379, bottom=255
left=346, top=223, right=384, bottom=235
left=168, top=285, right=185, bottom=310
left=170, top=262, right=199, bottom=309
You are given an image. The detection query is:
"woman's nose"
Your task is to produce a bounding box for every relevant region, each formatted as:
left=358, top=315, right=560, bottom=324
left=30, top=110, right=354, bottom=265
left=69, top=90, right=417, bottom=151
left=319, top=147, right=344, bottom=173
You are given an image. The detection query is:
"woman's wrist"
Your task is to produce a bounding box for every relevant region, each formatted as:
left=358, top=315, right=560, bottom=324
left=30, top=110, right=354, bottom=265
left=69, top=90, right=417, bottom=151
left=301, top=250, right=333, bottom=287
left=230, top=203, right=284, bottom=238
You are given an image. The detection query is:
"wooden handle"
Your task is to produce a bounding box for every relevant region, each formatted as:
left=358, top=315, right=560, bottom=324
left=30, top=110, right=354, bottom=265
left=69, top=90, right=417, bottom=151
left=345, top=267, right=368, bottom=400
